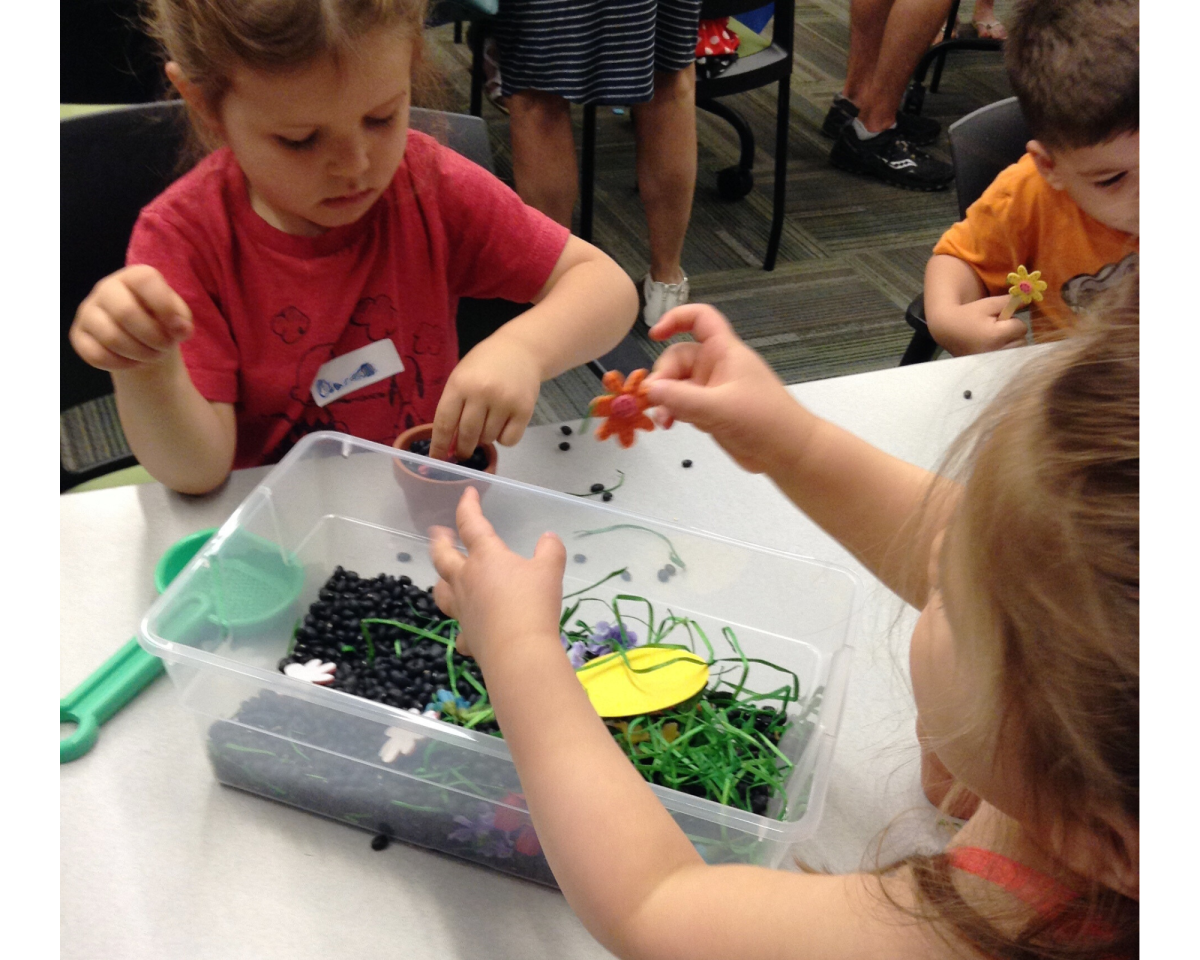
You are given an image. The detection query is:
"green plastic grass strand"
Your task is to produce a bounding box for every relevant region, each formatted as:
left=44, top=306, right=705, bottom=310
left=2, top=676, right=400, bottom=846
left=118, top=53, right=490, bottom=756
left=573, top=524, right=686, bottom=569
left=569, top=470, right=626, bottom=498
left=562, top=567, right=631, bottom=601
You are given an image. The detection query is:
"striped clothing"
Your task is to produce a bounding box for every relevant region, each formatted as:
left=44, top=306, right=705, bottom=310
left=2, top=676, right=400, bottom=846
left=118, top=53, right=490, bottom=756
left=494, top=0, right=702, bottom=105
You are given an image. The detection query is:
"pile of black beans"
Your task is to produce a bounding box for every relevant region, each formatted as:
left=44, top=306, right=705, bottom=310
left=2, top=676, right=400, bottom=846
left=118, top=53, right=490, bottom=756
left=407, top=437, right=489, bottom=479
left=279, top=566, right=492, bottom=728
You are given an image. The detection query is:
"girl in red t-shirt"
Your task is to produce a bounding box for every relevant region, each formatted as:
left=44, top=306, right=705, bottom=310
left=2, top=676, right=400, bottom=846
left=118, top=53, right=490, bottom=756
left=69, top=0, right=638, bottom=493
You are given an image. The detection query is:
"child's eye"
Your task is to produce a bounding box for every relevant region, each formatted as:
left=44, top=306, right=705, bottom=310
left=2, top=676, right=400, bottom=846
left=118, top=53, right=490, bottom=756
left=276, top=132, right=317, bottom=150
left=1095, top=171, right=1127, bottom=188
left=365, top=112, right=397, bottom=129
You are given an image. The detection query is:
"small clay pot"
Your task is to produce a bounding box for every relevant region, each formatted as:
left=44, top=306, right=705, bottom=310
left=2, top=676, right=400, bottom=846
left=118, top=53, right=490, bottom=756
left=391, top=424, right=498, bottom=532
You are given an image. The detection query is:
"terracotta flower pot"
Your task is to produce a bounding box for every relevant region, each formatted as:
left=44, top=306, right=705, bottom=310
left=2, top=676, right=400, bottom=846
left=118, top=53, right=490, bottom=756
left=391, top=424, right=498, bottom=532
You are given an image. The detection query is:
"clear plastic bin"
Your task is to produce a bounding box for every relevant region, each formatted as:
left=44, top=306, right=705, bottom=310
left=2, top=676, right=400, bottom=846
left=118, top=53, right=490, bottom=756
left=140, top=432, right=859, bottom=885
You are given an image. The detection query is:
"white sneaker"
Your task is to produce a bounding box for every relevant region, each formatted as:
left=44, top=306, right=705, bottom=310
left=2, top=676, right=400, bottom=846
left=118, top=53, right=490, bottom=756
left=641, top=273, right=689, bottom=327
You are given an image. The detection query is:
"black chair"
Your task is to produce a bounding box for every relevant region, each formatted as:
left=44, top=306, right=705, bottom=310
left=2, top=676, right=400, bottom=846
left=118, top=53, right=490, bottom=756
left=61, top=102, right=623, bottom=491
left=900, top=0, right=1004, bottom=117
left=579, top=0, right=795, bottom=271
left=62, top=0, right=165, bottom=104
left=899, top=96, right=1030, bottom=365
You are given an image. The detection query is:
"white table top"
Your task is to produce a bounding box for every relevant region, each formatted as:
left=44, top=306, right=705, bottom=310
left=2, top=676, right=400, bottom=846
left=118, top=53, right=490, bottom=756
left=61, top=347, right=1041, bottom=960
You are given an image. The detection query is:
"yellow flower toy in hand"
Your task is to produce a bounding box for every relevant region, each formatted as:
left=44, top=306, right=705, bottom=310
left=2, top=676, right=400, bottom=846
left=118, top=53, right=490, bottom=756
left=998, top=265, right=1048, bottom=321
left=591, top=369, right=654, bottom=448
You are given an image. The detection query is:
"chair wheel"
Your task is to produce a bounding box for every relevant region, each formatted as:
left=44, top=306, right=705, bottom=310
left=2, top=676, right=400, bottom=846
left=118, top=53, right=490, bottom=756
left=716, top=166, right=754, bottom=200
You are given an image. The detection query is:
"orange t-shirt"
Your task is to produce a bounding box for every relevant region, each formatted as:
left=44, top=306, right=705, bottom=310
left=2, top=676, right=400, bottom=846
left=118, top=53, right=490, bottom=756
left=932, top=153, right=1138, bottom=340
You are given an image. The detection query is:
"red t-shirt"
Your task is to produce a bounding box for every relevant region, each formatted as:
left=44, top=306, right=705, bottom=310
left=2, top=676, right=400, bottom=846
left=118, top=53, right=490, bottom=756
left=127, top=131, right=570, bottom=468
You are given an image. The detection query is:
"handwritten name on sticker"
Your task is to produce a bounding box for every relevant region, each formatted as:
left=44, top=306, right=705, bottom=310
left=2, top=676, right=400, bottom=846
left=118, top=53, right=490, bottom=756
left=310, top=340, right=405, bottom=407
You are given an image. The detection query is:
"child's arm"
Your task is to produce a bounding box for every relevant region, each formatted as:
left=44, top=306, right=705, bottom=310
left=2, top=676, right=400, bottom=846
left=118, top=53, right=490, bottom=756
left=924, top=254, right=1027, bottom=356
left=429, top=490, right=942, bottom=960
left=70, top=265, right=237, bottom=494
left=644, top=305, right=957, bottom=609
left=429, top=236, right=637, bottom=460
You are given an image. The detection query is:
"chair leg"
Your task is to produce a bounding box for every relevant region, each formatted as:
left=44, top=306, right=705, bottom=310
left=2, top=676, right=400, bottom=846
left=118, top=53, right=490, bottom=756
left=764, top=77, right=790, bottom=272
left=580, top=102, right=597, bottom=242
left=697, top=99, right=755, bottom=172
left=469, top=23, right=486, bottom=117
left=899, top=326, right=940, bottom=365
left=454, top=20, right=463, bottom=44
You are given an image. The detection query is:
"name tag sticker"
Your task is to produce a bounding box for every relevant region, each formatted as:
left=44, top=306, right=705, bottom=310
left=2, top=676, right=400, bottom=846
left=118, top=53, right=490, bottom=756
left=310, top=340, right=404, bottom=407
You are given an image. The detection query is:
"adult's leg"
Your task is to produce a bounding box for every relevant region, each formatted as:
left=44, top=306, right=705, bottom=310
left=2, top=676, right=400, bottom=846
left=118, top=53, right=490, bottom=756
left=842, top=0, right=896, bottom=104
left=508, top=90, right=577, bottom=228
left=630, top=65, right=696, bottom=285
left=856, top=0, right=953, bottom=132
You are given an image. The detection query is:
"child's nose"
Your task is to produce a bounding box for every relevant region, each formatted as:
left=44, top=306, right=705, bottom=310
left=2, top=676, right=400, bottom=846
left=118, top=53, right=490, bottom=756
left=330, top=136, right=371, bottom=178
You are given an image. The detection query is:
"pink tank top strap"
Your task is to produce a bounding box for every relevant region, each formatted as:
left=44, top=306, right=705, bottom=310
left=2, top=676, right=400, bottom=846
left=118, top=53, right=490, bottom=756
left=945, top=846, right=1079, bottom=915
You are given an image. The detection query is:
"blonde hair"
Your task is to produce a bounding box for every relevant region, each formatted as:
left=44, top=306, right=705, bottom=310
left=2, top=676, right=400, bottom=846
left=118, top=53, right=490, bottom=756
left=893, top=274, right=1140, bottom=958
left=143, top=0, right=435, bottom=158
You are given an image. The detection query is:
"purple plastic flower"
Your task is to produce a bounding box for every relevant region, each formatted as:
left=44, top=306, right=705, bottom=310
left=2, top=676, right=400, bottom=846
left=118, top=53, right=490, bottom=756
left=447, top=805, right=515, bottom=858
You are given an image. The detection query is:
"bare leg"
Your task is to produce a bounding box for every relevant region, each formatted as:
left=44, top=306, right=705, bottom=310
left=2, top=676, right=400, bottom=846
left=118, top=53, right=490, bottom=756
left=843, top=0, right=896, bottom=104
left=857, top=0, right=954, bottom=132
left=630, top=66, right=696, bottom=284
left=508, top=90, right=577, bottom=228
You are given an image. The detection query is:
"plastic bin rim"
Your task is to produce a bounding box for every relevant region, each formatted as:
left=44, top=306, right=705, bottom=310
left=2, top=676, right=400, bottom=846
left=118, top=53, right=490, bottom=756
left=267, top=431, right=871, bottom=583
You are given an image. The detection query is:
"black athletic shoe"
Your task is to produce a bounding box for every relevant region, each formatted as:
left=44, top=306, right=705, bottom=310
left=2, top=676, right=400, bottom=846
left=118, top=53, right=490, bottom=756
left=820, top=95, right=858, bottom=138
left=828, top=124, right=954, bottom=191
left=819, top=95, right=942, bottom=147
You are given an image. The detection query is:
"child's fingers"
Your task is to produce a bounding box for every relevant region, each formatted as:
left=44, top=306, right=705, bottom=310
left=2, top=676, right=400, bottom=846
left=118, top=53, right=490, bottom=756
left=644, top=341, right=701, bottom=385
left=428, top=525, right=465, bottom=585
left=454, top=486, right=499, bottom=551
left=497, top=416, right=525, bottom=447
left=453, top=400, right=487, bottom=460
left=995, top=318, right=1028, bottom=348
left=429, top=394, right=464, bottom=461
left=649, top=303, right=735, bottom=344
left=643, top=378, right=717, bottom=427
left=477, top=406, right=508, bottom=448
left=69, top=327, right=145, bottom=371
left=532, top=530, right=567, bottom=574
left=122, top=265, right=193, bottom=340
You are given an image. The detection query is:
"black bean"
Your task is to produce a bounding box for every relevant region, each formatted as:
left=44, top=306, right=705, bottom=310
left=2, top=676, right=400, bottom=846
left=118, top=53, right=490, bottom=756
left=602, top=491, right=613, bottom=502
left=560, top=425, right=573, bottom=436
left=559, top=441, right=571, bottom=451
left=681, top=459, right=693, bottom=468
left=664, top=564, right=676, bottom=576
left=590, top=483, right=605, bottom=493
left=963, top=390, right=973, bottom=400
left=574, top=554, right=587, bottom=563
left=396, top=552, right=411, bottom=563
left=620, top=571, right=632, bottom=581
left=657, top=569, right=670, bottom=583
left=371, top=834, right=391, bottom=851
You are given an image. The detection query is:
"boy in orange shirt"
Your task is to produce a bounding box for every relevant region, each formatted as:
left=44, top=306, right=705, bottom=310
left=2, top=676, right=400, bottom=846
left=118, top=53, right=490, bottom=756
left=924, top=0, right=1138, bottom=355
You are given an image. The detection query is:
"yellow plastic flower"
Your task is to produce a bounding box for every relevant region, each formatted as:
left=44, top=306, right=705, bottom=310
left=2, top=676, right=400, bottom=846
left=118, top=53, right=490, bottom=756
left=1006, top=265, right=1048, bottom=304
left=591, top=369, right=654, bottom=448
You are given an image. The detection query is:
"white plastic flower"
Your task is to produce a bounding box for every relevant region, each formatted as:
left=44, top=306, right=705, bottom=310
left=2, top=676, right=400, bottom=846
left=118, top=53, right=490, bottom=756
left=380, top=725, right=425, bottom=763
left=283, top=659, right=337, bottom=685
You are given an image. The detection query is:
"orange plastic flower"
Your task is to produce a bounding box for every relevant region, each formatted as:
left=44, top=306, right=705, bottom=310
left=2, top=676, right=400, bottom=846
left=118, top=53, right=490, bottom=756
left=591, top=369, right=654, bottom=448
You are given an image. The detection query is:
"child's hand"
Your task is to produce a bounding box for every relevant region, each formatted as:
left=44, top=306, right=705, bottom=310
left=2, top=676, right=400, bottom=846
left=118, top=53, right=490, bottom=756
left=931, top=294, right=1027, bottom=355
left=429, top=486, right=566, bottom=662
left=430, top=334, right=542, bottom=461
left=643, top=305, right=801, bottom=474
left=69, top=265, right=194, bottom=372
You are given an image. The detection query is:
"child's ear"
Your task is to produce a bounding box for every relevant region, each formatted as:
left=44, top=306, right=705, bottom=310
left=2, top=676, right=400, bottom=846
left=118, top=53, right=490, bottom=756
left=165, top=61, right=225, bottom=143
left=1026, top=140, right=1065, bottom=190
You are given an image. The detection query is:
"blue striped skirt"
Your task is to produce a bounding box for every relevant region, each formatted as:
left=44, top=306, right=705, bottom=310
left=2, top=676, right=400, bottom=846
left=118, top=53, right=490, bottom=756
left=494, top=0, right=703, bottom=105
